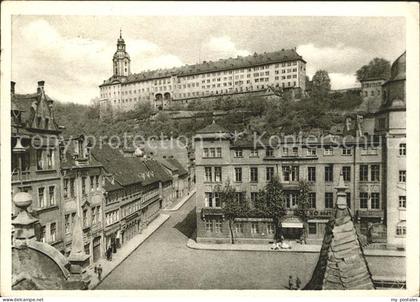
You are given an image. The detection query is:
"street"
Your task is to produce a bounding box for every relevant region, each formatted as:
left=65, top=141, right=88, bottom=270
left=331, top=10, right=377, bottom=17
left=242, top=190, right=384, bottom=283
left=97, top=194, right=319, bottom=289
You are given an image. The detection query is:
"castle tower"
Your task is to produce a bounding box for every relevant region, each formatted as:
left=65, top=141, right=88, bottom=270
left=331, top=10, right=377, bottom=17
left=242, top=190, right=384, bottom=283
left=113, top=30, right=131, bottom=77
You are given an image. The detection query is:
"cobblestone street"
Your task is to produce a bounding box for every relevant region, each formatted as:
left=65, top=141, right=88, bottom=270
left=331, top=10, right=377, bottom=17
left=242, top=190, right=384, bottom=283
left=97, top=194, right=319, bottom=289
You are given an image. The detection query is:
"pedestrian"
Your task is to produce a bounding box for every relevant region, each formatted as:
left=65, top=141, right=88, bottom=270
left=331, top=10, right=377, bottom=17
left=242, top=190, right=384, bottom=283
left=97, top=264, right=103, bottom=281
left=288, top=275, right=294, bottom=290
left=295, top=276, right=301, bottom=290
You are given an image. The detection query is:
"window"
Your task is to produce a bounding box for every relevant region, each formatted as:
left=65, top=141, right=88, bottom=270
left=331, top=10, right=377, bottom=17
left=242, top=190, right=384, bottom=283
left=251, top=192, right=258, bottom=205
left=360, top=165, right=369, bottom=181
left=214, top=220, right=222, bottom=233
left=371, top=165, right=380, bottom=181
left=235, top=168, right=242, bottom=182
left=210, top=148, right=216, bottom=158
left=250, top=167, right=258, bottom=182
left=325, top=192, right=334, bottom=209
left=205, top=220, right=213, bottom=232
left=216, top=147, right=222, bottom=158
left=324, top=147, right=333, bottom=155
left=235, top=192, right=245, bottom=204
left=371, top=193, right=380, bottom=209
left=92, top=207, right=96, bottom=224
left=65, top=214, right=70, bottom=234
left=250, top=149, right=259, bottom=157
left=265, top=148, right=273, bottom=157
left=325, top=165, right=333, bottom=182
left=234, top=150, right=243, bottom=158
left=205, top=167, right=212, bottom=182
left=399, top=196, right=406, bottom=208
left=90, top=176, right=95, bottom=190
left=266, top=223, right=274, bottom=235
left=214, top=193, right=221, bottom=207
left=266, top=167, right=274, bottom=181
left=396, top=224, right=406, bottom=236
left=399, top=170, right=406, bottom=182
left=291, top=166, right=299, bottom=181
left=251, top=223, right=259, bottom=234
left=234, top=222, right=244, bottom=233
left=292, top=147, right=298, bottom=156
left=283, top=147, right=288, bottom=156
left=63, top=179, right=69, bottom=198
left=308, top=167, right=316, bottom=182
left=308, top=192, right=316, bottom=208
left=342, top=148, right=352, bottom=155
left=360, top=192, right=368, bottom=209
left=50, top=222, right=56, bottom=242
left=214, top=167, right=222, bottom=182
left=38, top=187, right=46, bottom=208
left=283, top=166, right=290, bottom=181
left=399, top=143, right=406, bottom=156
left=46, top=149, right=54, bottom=169
left=49, top=186, right=55, bottom=205
left=308, top=223, right=317, bottom=235
left=286, top=193, right=298, bottom=208
left=36, top=149, right=44, bottom=170
left=95, top=176, right=100, bottom=188
left=342, top=166, right=351, bottom=182
left=205, top=192, right=213, bottom=207
left=346, top=192, right=351, bottom=208
left=307, top=148, right=316, bottom=156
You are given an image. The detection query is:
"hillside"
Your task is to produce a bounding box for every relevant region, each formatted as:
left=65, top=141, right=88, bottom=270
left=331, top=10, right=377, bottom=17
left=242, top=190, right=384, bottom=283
left=53, top=90, right=363, bottom=140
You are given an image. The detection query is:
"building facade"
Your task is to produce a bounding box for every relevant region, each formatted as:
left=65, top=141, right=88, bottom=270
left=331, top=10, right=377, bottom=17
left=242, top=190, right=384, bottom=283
left=11, top=81, right=65, bottom=253
left=194, top=121, right=386, bottom=244
left=60, top=135, right=106, bottom=264
left=99, top=34, right=307, bottom=113
left=374, top=52, right=406, bottom=248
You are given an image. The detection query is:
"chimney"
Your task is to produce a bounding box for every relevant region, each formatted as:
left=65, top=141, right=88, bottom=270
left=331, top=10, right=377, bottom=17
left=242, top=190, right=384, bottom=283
left=11, top=81, right=16, bottom=95
left=37, top=80, right=45, bottom=93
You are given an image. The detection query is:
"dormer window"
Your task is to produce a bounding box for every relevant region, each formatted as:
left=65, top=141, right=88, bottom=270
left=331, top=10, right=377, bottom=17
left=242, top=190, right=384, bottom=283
left=45, top=118, right=49, bottom=129
left=37, top=116, right=42, bottom=128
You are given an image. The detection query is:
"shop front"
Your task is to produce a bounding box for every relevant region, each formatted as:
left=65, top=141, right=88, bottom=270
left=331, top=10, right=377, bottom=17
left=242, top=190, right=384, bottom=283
left=280, top=215, right=304, bottom=240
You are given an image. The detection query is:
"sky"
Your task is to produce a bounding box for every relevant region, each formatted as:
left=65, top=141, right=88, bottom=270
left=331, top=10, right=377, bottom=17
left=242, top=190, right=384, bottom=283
left=11, top=15, right=405, bottom=105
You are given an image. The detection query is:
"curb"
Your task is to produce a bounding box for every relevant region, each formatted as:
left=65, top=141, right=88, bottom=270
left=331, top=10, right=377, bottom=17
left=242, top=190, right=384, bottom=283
left=186, top=238, right=321, bottom=253
left=166, top=191, right=196, bottom=212
left=186, top=239, right=407, bottom=257
left=91, top=214, right=170, bottom=289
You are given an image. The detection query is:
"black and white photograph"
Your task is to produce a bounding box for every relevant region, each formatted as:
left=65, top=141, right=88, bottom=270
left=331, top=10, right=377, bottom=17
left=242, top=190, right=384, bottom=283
left=1, top=1, right=419, bottom=299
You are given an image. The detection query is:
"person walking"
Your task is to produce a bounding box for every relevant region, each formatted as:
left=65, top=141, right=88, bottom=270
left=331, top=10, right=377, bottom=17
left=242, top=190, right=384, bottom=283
left=97, top=264, right=103, bottom=281
left=295, top=276, right=301, bottom=290
left=288, top=275, right=294, bottom=290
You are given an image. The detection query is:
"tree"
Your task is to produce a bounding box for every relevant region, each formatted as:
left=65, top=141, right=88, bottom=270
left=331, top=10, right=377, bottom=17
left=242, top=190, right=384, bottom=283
left=356, top=58, right=391, bottom=82
left=217, top=181, right=249, bottom=244
left=133, top=101, right=154, bottom=121
left=254, top=176, right=286, bottom=242
left=311, top=70, right=331, bottom=99
left=295, top=180, right=311, bottom=242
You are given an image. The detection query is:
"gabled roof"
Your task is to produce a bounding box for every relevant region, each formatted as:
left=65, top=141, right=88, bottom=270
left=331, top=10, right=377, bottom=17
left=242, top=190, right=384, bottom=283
left=196, top=121, right=228, bottom=134
left=165, top=158, right=188, bottom=176
left=92, top=144, right=151, bottom=187
left=143, top=159, right=173, bottom=183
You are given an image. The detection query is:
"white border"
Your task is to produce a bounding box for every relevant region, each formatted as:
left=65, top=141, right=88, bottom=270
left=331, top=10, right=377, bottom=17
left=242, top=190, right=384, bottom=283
left=1, top=1, right=419, bottom=298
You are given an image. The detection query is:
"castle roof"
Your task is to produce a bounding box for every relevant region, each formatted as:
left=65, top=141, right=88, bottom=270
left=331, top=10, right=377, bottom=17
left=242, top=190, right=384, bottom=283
left=100, top=48, right=305, bottom=87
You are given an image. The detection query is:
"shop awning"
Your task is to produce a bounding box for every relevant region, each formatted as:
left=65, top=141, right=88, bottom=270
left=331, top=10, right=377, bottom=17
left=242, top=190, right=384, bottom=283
left=282, top=222, right=303, bottom=228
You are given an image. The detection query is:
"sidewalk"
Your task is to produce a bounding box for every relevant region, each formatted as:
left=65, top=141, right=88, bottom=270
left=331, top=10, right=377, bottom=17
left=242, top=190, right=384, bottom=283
left=187, top=238, right=406, bottom=257
left=88, top=213, right=170, bottom=289
left=166, top=190, right=196, bottom=212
